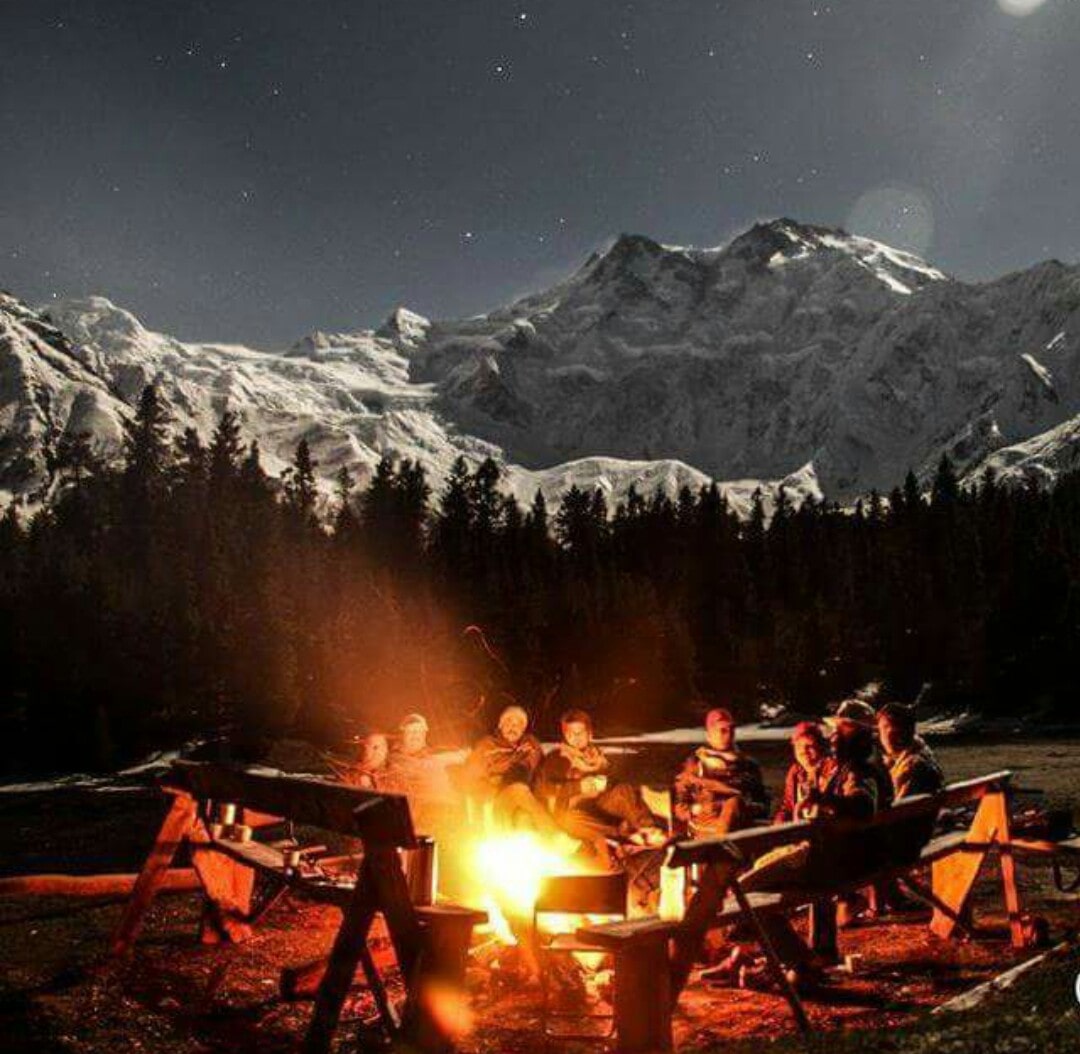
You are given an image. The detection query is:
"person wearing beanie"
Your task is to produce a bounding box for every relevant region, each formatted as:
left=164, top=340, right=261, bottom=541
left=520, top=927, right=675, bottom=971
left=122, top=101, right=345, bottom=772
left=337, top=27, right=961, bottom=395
left=828, top=698, right=894, bottom=813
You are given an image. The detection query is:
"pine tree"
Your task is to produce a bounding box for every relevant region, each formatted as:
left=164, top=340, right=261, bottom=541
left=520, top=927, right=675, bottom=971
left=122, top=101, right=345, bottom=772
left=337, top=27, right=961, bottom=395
left=903, top=469, right=922, bottom=512
left=526, top=488, right=548, bottom=537
left=239, top=441, right=271, bottom=501
left=333, top=465, right=360, bottom=541
left=432, top=456, right=474, bottom=574
left=209, top=408, right=244, bottom=491
left=284, top=438, right=318, bottom=522
left=123, top=385, right=173, bottom=491
left=931, top=454, right=960, bottom=506
left=175, top=427, right=208, bottom=482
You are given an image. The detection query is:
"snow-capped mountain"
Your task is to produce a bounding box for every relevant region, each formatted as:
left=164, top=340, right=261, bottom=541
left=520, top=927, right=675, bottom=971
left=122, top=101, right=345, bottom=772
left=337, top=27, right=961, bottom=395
left=2, top=217, right=1080, bottom=512
left=405, top=221, right=1080, bottom=497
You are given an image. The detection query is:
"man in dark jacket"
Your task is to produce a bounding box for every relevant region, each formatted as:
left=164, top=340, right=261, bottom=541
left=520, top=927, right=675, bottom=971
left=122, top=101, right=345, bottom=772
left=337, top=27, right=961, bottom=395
left=828, top=698, right=893, bottom=813
left=462, top=705, right=564, bottom=837
left=673, top=707, right=768, bottom=836
left=538, top=709, right=665, bottom=863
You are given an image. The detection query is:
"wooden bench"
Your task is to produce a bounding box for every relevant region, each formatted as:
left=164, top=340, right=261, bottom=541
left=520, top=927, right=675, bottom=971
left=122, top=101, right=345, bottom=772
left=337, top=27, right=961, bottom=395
left=578, top=770, right=1025, bottom=1052
left=111, top=760, right=485, bottom=1054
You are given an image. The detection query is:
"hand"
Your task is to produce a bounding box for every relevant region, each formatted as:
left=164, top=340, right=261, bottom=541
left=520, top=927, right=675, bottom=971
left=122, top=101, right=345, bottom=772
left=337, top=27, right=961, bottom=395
left=583, top=775, right=609, bottom=796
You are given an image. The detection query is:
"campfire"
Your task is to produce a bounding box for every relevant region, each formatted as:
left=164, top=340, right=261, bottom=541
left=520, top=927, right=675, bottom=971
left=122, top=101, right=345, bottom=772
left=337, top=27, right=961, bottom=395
left=445, top=826, right=684, bottom=1010
left=468, top=830, right=599, bottom=945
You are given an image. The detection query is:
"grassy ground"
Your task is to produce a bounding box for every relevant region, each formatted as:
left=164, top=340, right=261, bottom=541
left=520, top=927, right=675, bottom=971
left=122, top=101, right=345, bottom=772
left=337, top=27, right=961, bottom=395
left=693, top=942, right=1080, bottom=1054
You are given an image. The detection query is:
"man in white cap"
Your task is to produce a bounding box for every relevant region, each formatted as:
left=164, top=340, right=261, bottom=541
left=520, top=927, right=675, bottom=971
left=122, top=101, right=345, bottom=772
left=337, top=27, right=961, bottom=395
left=387, top=713, right=448, bottom=816
left=398, top=713, right=431, bottom=758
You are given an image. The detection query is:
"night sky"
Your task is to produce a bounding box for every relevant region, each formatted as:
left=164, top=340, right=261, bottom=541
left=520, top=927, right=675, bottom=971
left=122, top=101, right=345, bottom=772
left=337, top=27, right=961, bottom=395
left=2, top=0, right=1078, bottom=346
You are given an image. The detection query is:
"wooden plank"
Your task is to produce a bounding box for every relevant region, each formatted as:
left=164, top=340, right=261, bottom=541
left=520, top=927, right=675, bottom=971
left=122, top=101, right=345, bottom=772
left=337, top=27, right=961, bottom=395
left=205, top=837, right=288, bottom=873
left=576, top=917, right=679, bottom=949
left=987, top=790, right=1027, bottom=949
left=363, top=847, right=424, bottom=982
left=0, top=869, right=198, bottom=898
left=920, top=830, right=972, bottom=863
left=416, top=904, right=489, bottom=926
left=110, top=793, right=197, bottom=956
left=669, top=819, right=812, bottom=868
left=164, top=761, right=416, bottom=846
left=937, top=771, right=1013, bottom=808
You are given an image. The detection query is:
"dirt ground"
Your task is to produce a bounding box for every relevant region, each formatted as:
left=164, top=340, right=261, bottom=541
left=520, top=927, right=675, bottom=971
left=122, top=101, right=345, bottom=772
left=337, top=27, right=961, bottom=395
left=1, top=737, right=1079, bottom=1053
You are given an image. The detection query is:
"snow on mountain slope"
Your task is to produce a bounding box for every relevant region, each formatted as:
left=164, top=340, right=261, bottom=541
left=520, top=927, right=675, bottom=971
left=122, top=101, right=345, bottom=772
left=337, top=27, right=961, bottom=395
left=0, top=292, right=130, bottom=500
left=506, top=458, right=821, bottom=517
left=4, top=217, right=1080, bottom=511
left=968, top=412, right=1080, bottom=487
left=35, top=296, right=499, bottom=491
left=408, top=221, right=1080, bottom=497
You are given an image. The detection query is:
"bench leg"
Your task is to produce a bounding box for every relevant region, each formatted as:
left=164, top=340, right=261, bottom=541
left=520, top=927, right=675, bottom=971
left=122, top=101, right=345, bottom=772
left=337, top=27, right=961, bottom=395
left=402, top=914, right=480, bottom=1054
left=669, top=858, right=738, bottom=998
left=191, top=841, right=255, bottom=944
left=613, top=935, right=673, bottom=1053
left=930, top=794, right=997, bottom=941
left=729, top=882, right=810, bottom=1036
left=930, top=790, right=1026, bottom=946
left=994, top=798, right=1026, bottom=949
left=808, top=898, right=838, bottom=962
left=899, top=874, right=976, bottom=940
left=110, top=793, right=197, bottom=956
left=303, top=880, right=379, bottom=1054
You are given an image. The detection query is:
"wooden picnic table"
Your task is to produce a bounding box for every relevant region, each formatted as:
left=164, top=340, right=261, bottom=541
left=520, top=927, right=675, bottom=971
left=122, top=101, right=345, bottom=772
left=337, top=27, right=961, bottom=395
left=110, top=761, right=485, bottom=1054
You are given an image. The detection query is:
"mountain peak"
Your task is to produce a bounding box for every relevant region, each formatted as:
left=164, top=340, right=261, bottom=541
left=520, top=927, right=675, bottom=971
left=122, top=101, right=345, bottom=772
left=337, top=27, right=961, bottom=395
left=376, top=305, right=431, bottom=350
left=45, top=296, right=150, bottom=352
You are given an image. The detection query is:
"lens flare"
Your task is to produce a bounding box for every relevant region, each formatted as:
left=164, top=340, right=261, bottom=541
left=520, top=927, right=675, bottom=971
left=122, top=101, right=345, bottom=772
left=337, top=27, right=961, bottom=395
left=846, top=185, right=935, bottom=258
left=997, top=0, right=1049, bottom=16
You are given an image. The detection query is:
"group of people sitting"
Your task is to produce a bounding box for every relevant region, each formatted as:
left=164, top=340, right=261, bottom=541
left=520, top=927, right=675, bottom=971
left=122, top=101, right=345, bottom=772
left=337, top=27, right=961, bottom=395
left=346, top=694, right=946, bottom=988
left=345, top=694, right=944, bottom=898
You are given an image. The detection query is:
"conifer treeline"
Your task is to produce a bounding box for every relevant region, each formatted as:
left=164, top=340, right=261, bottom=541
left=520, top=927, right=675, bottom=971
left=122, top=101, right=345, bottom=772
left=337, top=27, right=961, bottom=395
left=1, top=386, right=1078, bottom=774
